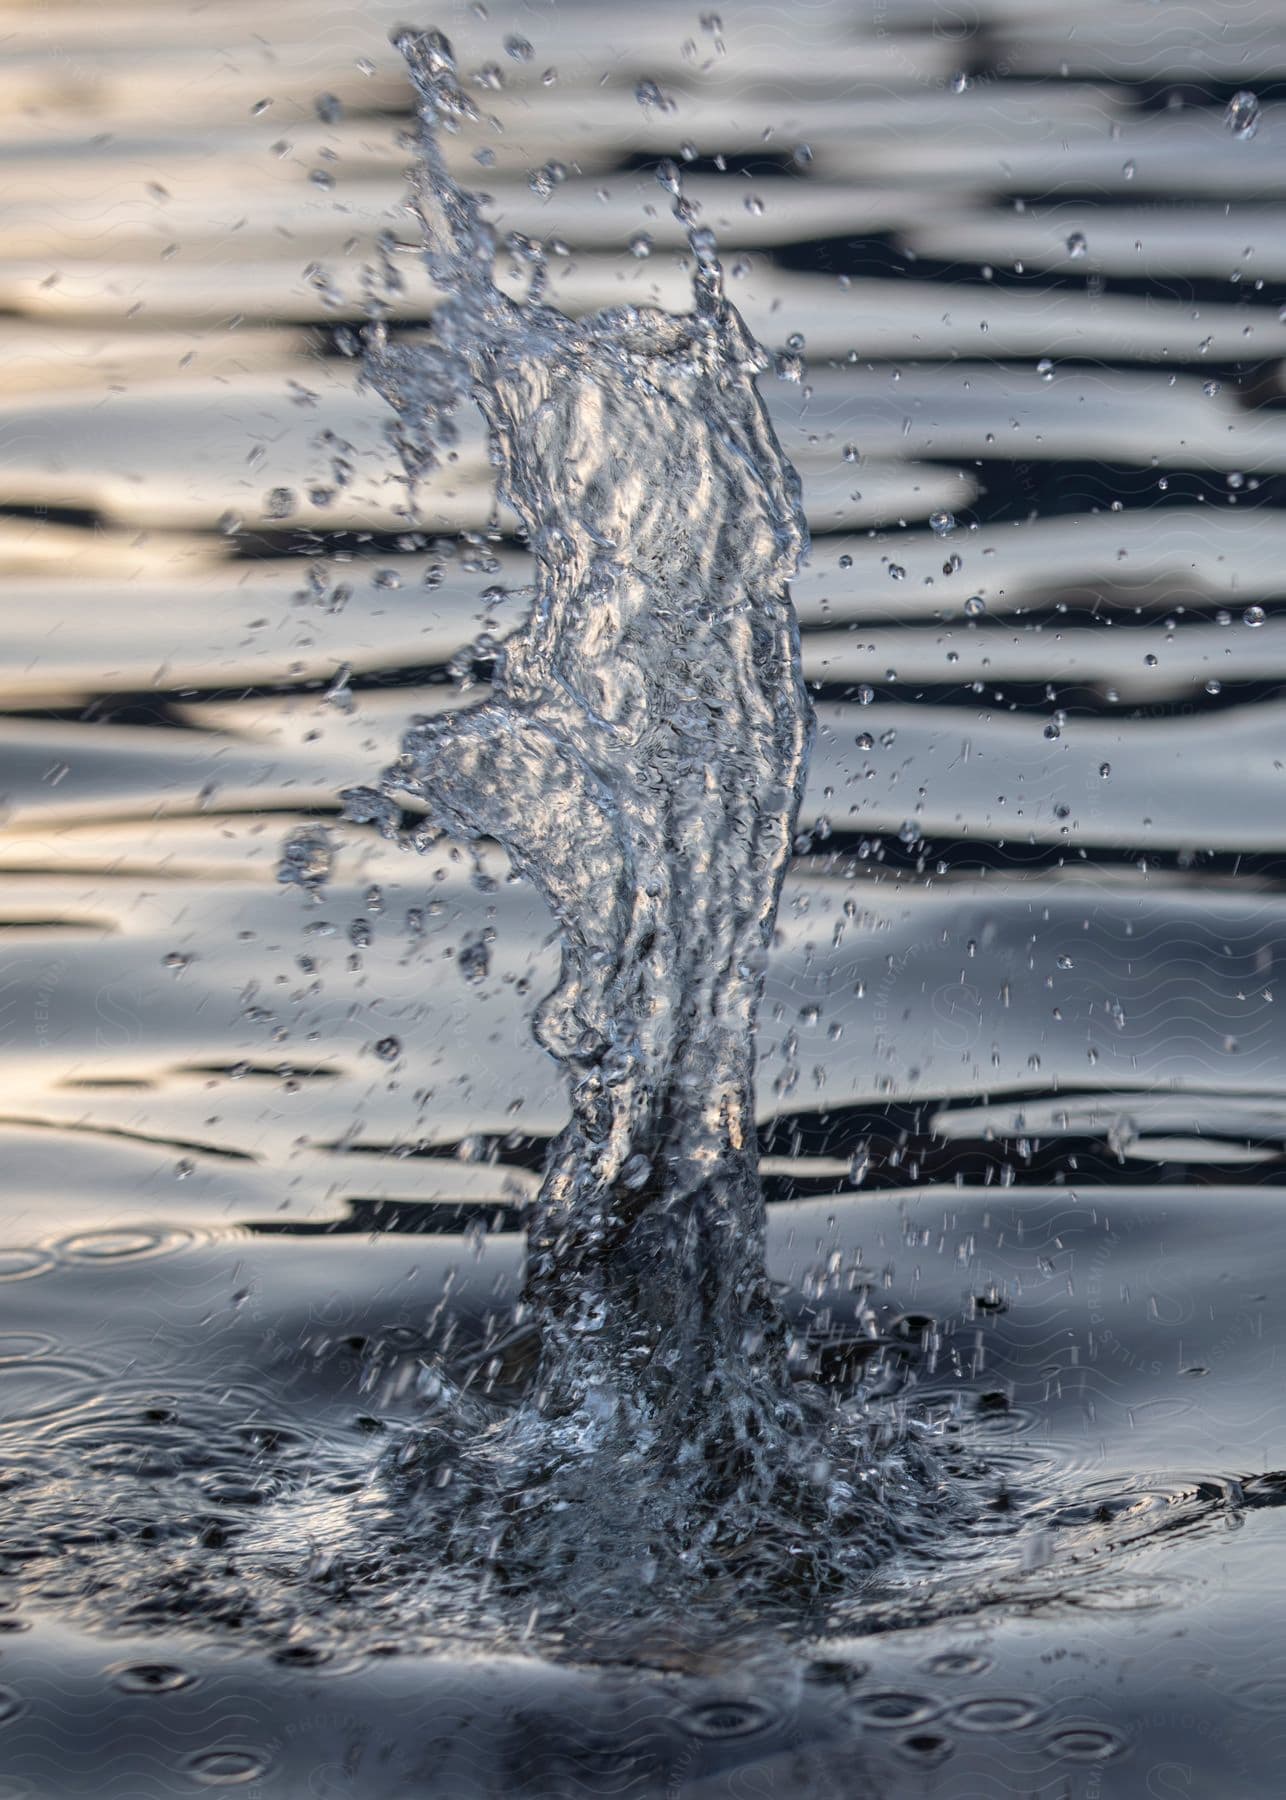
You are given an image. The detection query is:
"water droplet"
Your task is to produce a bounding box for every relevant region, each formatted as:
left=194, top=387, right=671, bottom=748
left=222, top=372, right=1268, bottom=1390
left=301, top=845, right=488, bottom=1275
left=1099, top=762, right=1111, bottom=778
left=264, top=486, right=296, bottom=520
left=1036, top=358, right=1055, bottom=381
left=929, top=509, right=956, bottom=535
left=628, top=231, right=652, bottom=258
left=1245, top=605, right=1266, bottom=628
left=278, top=824, right=334, bottom=892
left=1225, top=90, right=1261, bottom=139
left=1065, top=231, right=1087, bottom=258
left=504, top=34, right=533, bottom=60
left=374, top=1036, right=402, bottom=1062
left=634, top=78, right=675, bottom=114
left=964, top=595, right=986, bottom=618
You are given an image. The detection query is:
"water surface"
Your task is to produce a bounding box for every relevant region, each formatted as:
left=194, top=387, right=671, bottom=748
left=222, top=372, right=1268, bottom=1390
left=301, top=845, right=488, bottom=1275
left=2, top=2, right=1286, bottom=1794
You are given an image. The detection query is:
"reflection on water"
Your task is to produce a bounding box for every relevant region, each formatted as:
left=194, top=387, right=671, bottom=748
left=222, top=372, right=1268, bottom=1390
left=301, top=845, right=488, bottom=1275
left=3, top=1, right=1286, bottom=1794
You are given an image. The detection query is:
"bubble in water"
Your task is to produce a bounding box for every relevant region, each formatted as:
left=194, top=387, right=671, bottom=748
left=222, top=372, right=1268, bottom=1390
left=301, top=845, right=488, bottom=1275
left=1225, top=90, right=1261, bottom=139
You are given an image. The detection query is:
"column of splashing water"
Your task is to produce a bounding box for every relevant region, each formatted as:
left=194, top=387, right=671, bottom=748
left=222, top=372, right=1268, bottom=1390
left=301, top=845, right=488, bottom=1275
left=353, top=28, right=838, bottom=1548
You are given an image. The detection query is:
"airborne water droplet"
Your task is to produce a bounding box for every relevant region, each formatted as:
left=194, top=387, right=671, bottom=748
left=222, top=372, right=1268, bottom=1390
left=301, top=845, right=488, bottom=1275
left=277, top=824, right=334, bottom=892
left=1225, top=90, right=1261, bottom=139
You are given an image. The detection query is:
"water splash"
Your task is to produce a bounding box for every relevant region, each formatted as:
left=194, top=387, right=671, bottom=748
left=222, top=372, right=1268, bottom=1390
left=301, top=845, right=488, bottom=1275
left=346, top=27, right=941, bottom=1599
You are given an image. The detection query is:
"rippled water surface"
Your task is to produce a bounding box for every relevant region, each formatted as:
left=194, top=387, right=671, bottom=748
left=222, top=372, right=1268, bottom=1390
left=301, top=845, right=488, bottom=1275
left=3, top=2, right=1286, bottom=1795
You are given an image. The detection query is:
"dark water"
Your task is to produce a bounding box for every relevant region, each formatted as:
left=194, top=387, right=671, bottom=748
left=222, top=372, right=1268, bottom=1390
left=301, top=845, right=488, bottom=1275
left=3, top=2, right=1286, bottom=1795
